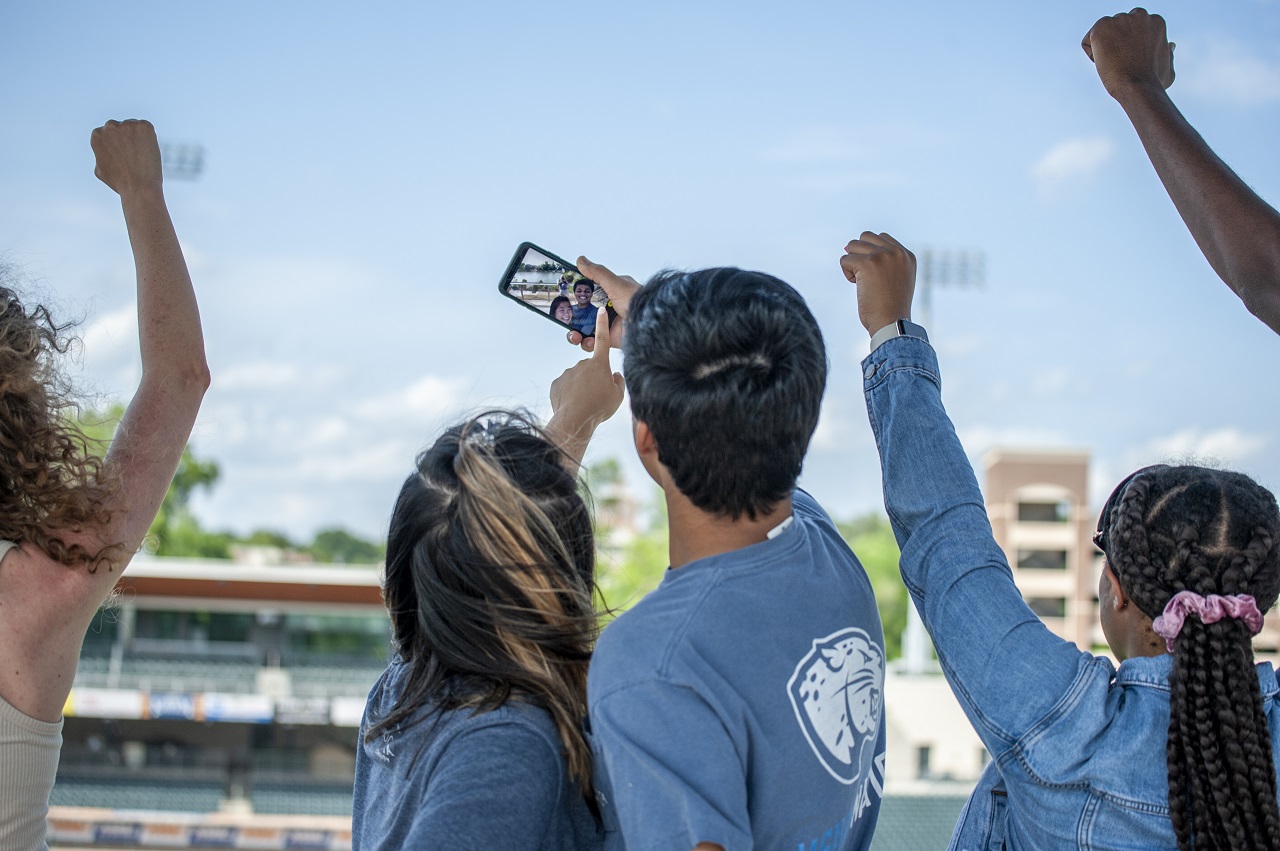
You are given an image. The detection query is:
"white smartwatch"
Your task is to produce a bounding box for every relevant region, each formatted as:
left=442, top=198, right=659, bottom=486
left=869, top=319, right=929, bottom=353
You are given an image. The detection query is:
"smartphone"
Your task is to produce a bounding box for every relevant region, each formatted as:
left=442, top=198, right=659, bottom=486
left=499, top=242, right=615, bottom=337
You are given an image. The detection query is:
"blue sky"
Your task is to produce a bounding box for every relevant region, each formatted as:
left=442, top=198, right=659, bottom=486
left=4, top=1, right=1279, bottom=541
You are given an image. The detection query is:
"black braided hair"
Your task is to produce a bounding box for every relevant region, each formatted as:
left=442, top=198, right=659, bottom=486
left=1098, top=465, right=1280, bottom=850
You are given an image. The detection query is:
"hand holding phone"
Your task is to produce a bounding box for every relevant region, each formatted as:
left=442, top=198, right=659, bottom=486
left=499, top=242, right=616, bottom=338
left=570, top=256, right=640, bottom=352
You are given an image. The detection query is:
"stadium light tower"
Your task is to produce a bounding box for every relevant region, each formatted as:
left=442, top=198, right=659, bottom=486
left=159, top=140, right=205, bottom=181
left=916, top=248, right=985, bottom=329
left=901, top=247, right=986, bottom=676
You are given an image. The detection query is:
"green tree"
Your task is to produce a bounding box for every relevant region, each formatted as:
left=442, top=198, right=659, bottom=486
left=837, top=512, right=907, bottom=660
left=309, top=527, right=385, bottom=565
left=582, top=458, right=908, bottom=650
left=595, top=492, right=668, bottom=618
left=79, top=405, right=228, bottom=557
left=149, top=446, right=224, bottom=555
left=241, top=529, right=295, bottom=549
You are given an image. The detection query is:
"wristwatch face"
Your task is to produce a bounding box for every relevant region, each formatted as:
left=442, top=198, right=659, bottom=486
left=898, top=320, right=927, bottom=341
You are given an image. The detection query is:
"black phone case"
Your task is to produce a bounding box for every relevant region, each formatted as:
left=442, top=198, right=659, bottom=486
left=498, top=241, right=617, bottom=337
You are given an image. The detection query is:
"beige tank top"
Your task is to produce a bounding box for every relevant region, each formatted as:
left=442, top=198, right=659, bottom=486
left=0, top=539, right=63, bottom=851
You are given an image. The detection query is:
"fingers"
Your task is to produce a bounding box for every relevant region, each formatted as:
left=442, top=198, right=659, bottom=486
left=577, top=255, right=614, bottom=286
left=838, top=253, right=861, bottom=283
left=578, top=255, right=638, bottom=314
left=591, top=300, right=612, bottom=362
left=844, top=231, right=899, bottom=253
left=567, top=328, right=596, bottom=353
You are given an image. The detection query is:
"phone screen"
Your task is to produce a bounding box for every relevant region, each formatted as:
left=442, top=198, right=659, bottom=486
left=498, top=242, right=612, bottom=337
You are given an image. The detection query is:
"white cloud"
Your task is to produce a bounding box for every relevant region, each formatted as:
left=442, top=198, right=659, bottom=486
left=1143, top=427, right=1269, bottom=465
left=177, top=240, right=214, bottom=275
left=1032, top=137, right=1114, bottom=196
left=1182, top=39, right=1280, bottom=107
left=218, top=361, right=300, bottom=391
left=74, top=303, right=141, bottom=392
left=811, top=409, right=849, bottom=451
left=354, top=374, right=467, bottom=420
left=288, top=440, right=416, bottom=483
left=82, top=303, right=137, bottom=354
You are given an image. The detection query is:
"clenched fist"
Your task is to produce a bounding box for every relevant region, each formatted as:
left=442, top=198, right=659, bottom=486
left=1082, top=8, right=1175, bottom=99
left=91, top=119, right=163, bottom=197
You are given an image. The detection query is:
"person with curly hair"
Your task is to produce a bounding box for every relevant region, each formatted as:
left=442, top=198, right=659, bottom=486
left=845, top=231, right=1280, bottom=850
left=0, top=119, right=210, bottom=851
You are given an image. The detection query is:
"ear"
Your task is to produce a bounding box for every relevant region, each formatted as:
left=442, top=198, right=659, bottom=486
left=633, top=417, right=658, bottom=458
left=1102, top=562, right=1129, bottom=611
left=632, top=417, right=665, bottom=486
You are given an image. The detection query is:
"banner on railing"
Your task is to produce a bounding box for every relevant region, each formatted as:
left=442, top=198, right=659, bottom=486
left=48, top=812, right=353, bottom=851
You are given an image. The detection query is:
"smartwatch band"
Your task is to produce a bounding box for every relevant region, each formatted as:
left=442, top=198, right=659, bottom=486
left=869, top=319, right=929, bottom=353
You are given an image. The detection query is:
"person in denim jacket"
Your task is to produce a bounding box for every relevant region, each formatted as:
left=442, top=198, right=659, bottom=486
left=843, top=231, right=1280, bottom=851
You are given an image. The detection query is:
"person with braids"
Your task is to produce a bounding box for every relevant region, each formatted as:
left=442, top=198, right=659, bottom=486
left=843, top=230, right=1280, bottom=850
left=0, top=119, right=210, bottom=851
left=352, top=306, right=623, bottom=851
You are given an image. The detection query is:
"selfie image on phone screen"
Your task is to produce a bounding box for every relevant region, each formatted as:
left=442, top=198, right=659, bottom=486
left=499, top=243, right=613, bottom=337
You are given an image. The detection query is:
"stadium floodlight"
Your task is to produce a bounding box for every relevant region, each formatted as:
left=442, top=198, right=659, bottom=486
left=159, top=141, right=205, bottom=180
left=903, top=247, right=985, bottom=676
left=915, top=248, right=986, bottom=329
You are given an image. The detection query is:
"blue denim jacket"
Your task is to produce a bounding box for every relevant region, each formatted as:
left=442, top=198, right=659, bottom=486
left=862, top=337, right=1280, bottom=850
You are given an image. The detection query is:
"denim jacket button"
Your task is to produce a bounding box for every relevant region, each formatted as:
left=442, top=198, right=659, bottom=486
left=863, top=362, right=878, bottom=380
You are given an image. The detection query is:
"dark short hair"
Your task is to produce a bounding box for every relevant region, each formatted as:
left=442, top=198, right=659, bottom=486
left=624, top=268, right=827, bottom=520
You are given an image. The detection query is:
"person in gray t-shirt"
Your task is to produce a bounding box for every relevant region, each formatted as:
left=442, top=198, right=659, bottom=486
left=569, top=260, right=886, bottom=851
left=353, top=309, right=625, bottom=850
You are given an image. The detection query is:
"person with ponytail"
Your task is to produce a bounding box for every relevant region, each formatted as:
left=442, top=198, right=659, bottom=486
left=352, top=306, right=623, bottom=851
left=843, top=230, right=1280, bottom=850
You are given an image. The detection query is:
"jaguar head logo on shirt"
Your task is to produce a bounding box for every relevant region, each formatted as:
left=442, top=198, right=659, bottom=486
left=787, top=627, right=885, bottom=785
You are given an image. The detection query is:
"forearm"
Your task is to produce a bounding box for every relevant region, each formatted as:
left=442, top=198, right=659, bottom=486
left=863, top=338, right=1083, bottom=745
left=121, top=187, right=210, bottom=387
left=1114, top=82, right=1280, bottom=332
left=544, top=412, right=595, bottom=477
left=95, top=189, right=209, bottom=555
left=863, top=339, right=1003, bottom=598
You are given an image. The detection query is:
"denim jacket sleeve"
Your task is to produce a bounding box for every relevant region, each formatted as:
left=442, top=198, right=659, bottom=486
left=862, top=337, right=1093, bottom=754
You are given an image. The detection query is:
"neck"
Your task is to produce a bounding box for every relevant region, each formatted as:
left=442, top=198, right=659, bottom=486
left=665, top=489, right=793, bottom=569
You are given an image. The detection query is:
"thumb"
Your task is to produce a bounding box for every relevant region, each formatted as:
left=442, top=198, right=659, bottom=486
left=579, top=256, right=617, bottom=295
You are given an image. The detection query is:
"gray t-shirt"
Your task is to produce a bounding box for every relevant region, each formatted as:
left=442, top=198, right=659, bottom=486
left=588, top=490, right=886, bottom=851
left=353, top=659, right=603, bottom=851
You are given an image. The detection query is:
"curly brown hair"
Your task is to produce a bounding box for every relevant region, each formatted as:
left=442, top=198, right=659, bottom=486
left=0, top=283, right=124, bottom=572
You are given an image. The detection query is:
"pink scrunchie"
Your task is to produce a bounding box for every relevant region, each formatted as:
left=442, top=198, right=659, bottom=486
left=1151, top=590, right=1265, bottom=652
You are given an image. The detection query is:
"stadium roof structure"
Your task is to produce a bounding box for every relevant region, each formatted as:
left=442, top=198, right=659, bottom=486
left=117, top=556, right=385, bottom=611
